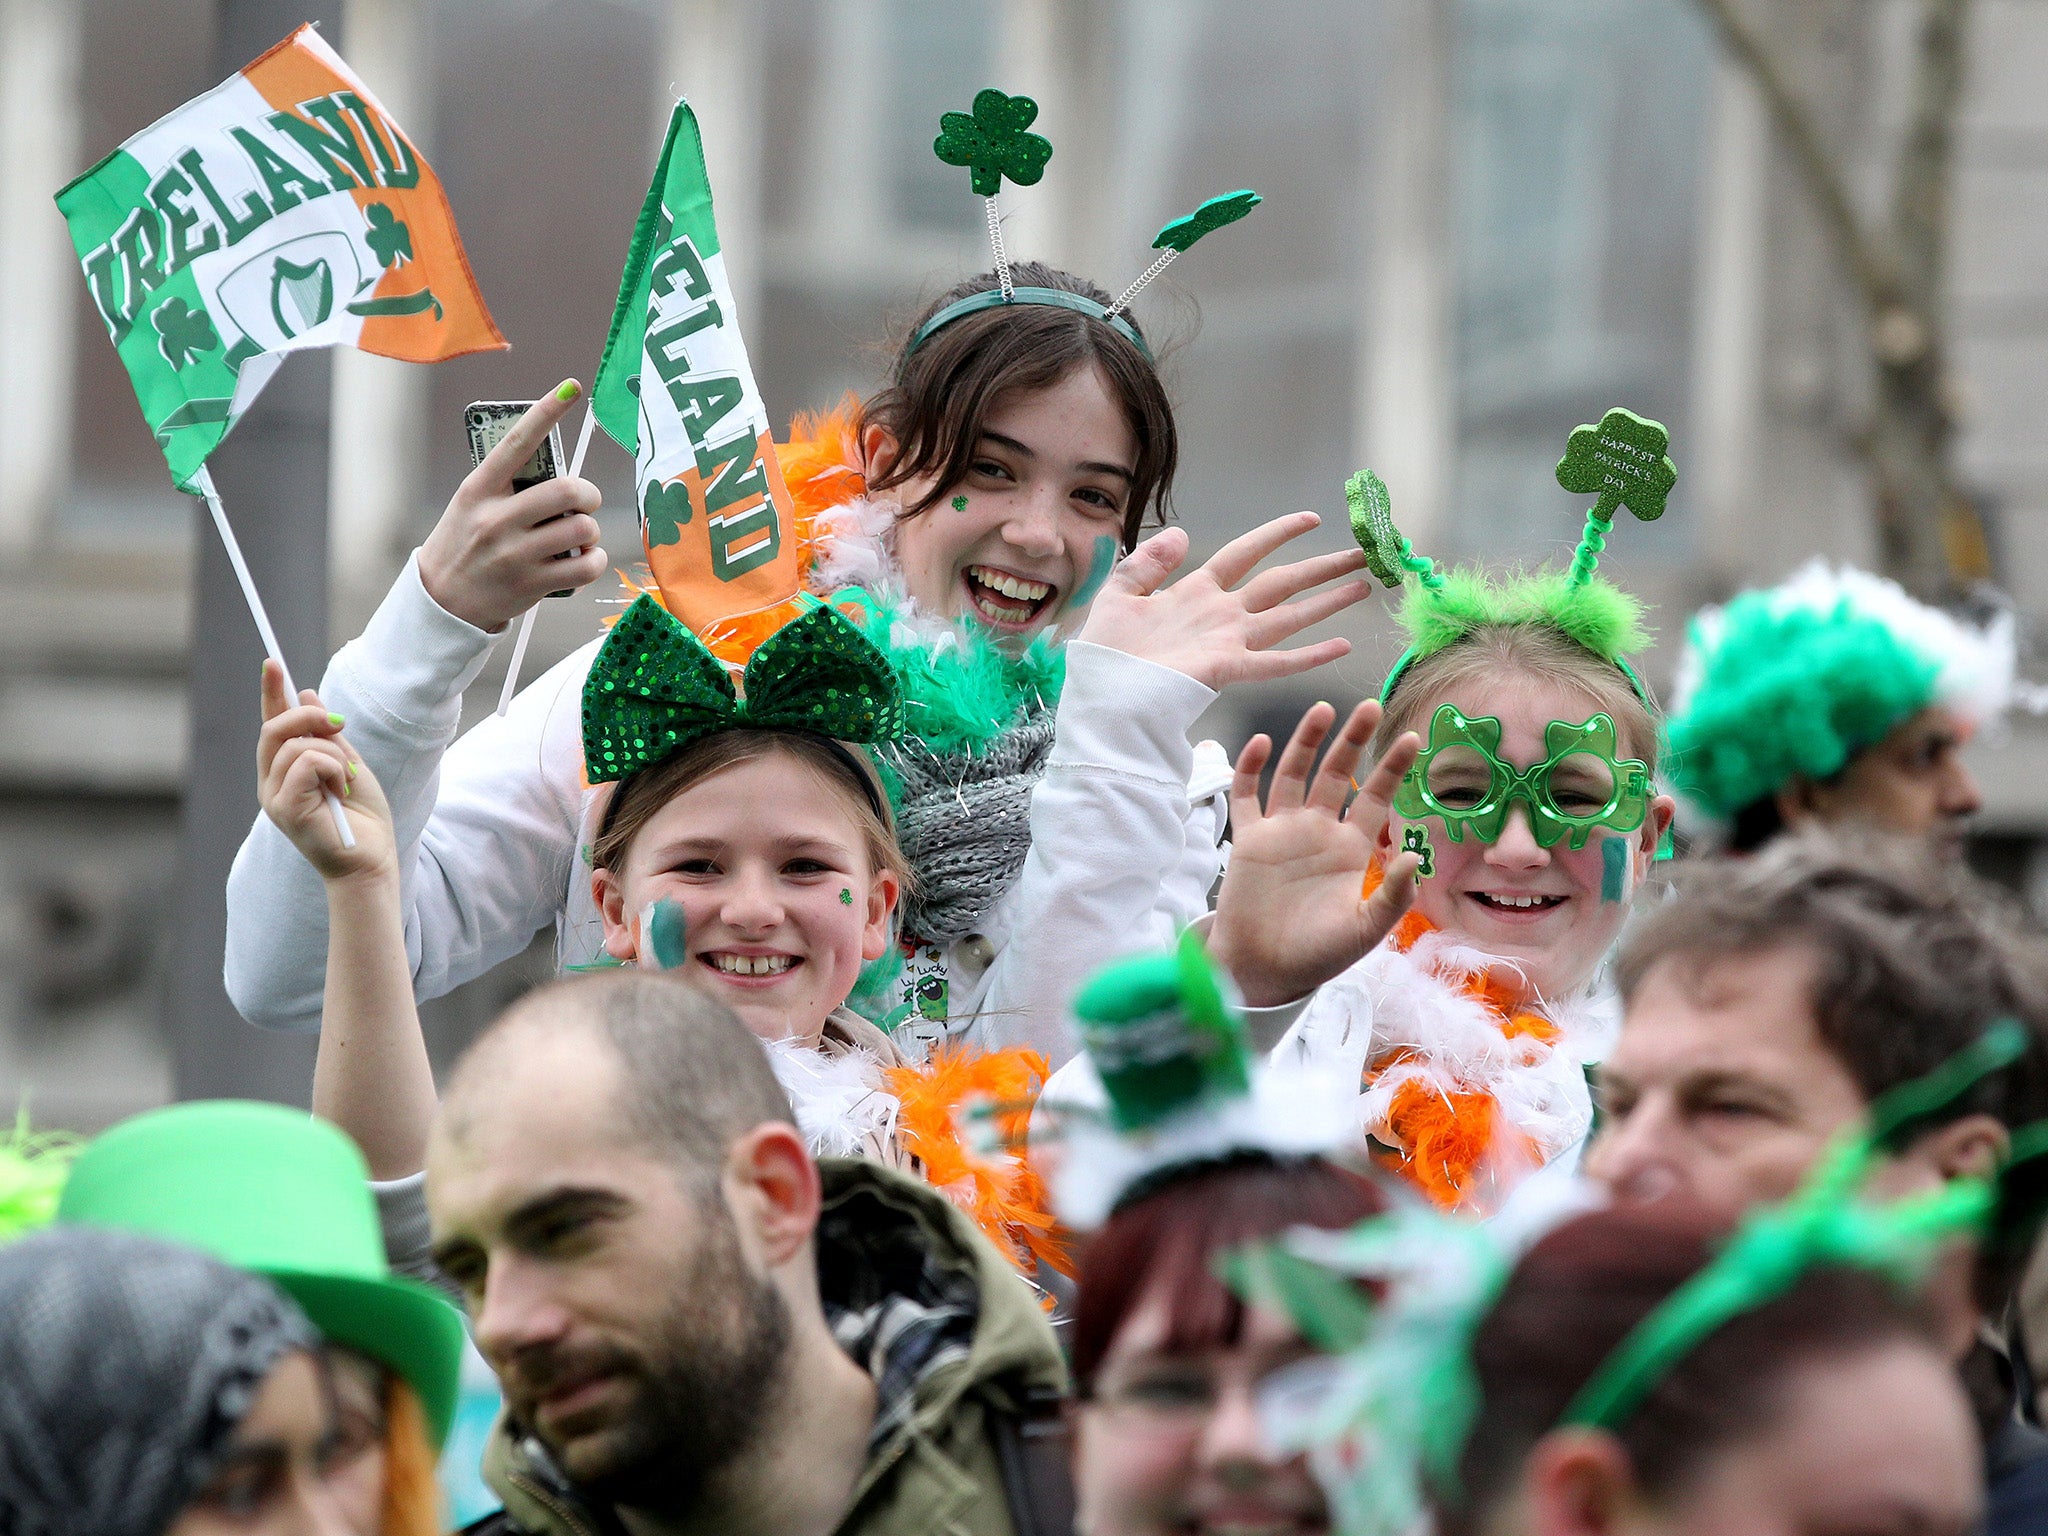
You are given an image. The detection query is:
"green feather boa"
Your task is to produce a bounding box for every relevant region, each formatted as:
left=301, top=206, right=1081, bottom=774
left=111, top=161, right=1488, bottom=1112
left=1397, top=566, right=1648, bottom=666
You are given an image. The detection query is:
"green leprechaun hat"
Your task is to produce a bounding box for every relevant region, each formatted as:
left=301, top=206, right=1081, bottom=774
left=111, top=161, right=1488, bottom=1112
left=57, top=1099, right=465, bottom=1446
left=1073, top=927, right=1253, bottom=1133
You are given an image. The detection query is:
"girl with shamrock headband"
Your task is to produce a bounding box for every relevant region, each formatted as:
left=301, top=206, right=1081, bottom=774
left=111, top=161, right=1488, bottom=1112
left=258, top=597, right=1067, bottom=1280
left=1206, top=411, right=1681, bottom=1213
left=226, top=89, right=1368, bottom=1066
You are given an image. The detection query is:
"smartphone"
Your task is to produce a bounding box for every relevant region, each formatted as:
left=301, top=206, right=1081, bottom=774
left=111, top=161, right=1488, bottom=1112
left=465, top=399, right=579, bottom=594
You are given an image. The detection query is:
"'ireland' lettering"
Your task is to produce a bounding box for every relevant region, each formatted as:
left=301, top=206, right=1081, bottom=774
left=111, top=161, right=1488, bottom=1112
left=709, top=500, right=782, bottom=581
left=268, top=98, right=378, bottom=191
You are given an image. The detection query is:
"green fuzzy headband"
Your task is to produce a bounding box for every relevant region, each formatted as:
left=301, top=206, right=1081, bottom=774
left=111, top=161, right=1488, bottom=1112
left=1350, top=407, right=1673, bottom=703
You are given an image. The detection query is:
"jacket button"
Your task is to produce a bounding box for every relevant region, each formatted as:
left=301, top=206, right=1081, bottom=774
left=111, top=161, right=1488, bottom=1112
left=956, top=934, right=995, bottom=973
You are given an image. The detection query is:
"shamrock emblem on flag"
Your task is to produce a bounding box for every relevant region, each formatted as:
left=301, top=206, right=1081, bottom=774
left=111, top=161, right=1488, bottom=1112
left=364, top=202, right=413, bottom=270
left=1555, top=407, right=1677, bottom=524
left=934, top=89, right=1053, bottom=197
left=643, top=478, right=694, bottom=547
left=152, top=295, right=219, bottom=370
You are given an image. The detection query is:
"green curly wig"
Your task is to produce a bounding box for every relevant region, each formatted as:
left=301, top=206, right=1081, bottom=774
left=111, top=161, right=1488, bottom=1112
left=1666, top=594, right=1939, bottom=820
left=0, top=1114, right=80, bottom=1245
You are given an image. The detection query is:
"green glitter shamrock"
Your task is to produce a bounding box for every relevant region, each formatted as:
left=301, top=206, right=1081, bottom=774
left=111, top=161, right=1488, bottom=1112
left=643, top=478, right=694, bottom=547
left=1153, top=190, right=1262, bottom=253
left=152, top=296, right=219, bottom=371
left=951, top=494, right=969, bottom=512
left=839, top=887, right=854, bottom=905
left=1555, top=407, right=1677, bottom=525
left=363, top=202, right=413, bottom=269
left=1401, top=824, right=1435, bottom=877
left=1345, top=468, right=1403, bottom=588
left=933, top=89, right=1053, bottom=197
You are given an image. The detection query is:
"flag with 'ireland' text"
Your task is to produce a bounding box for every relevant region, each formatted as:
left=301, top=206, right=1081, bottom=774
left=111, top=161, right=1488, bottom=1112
left=56, top=25, right=503, bottom=490
left=592, top=99, right=801, bottom=665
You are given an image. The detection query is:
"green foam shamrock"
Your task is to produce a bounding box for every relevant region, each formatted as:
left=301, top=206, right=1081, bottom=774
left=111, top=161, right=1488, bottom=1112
left=643, top=478, right=694, bottom=548
left=363, top=202, right=413, bottom=269
left=152, top=296, right=219, bottom=371
left=1555, top=407, right=1677, bottom=525
left=1153, top=190, right=1262, bottom=253
left=934, top=88, right=1053, bottom=198
left=1345, top=469, right=1405, bottom=588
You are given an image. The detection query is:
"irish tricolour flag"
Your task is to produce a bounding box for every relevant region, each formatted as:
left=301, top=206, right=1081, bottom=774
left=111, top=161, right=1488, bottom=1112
left=56, top=25, right=503, bottom=489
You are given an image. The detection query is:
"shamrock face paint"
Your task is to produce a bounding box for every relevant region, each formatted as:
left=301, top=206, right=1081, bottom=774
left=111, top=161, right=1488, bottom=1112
left=1394, top=704, right=1651, bottom=851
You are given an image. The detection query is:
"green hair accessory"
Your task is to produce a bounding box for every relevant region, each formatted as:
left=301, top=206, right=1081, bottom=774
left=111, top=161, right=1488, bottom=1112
left=1358, top=410, right=1669, bottom=705
left=582, top=593, right=902, bottom=784
left=915, top=88, right=1257, bottom=351
left=1074, top=927, right=1251, bottom=1133
left=0, top=1110, right=81, bottom=1245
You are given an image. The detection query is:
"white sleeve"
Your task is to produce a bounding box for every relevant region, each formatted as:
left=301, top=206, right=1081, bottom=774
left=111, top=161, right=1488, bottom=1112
left=224, top=555, right=593, bottom=1030
left=956, top=641, right=1221, bottom=1065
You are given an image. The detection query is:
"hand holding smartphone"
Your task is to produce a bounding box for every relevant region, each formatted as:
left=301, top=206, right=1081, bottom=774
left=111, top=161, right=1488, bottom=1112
left=465, top=399, right=579, bottom=596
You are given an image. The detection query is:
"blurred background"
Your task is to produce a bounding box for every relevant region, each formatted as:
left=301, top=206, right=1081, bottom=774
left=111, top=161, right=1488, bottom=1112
left=3, top=0, right=2046, bottom=1130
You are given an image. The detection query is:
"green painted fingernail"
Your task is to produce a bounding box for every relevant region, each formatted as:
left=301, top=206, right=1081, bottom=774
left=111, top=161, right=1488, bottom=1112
left=327, top=712, right=345, bottom=726
left=556, top=379, right=581, bottom=402
left=346, top=761, right=358, bottom=779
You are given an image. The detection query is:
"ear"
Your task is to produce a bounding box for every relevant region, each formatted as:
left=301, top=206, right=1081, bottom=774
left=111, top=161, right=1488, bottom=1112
left=724, top=1122, right=822, bottom=1269
left=1522, top=1428, right=1642, bottom=1536
left=861, top=422, right=900, bottom=487
left=592, top=867, right=638, bottom=963
left=1639, top=794, right=1676, bottom=861
left=1909, top=1113, right=2010, bottom=1185
left=862, top=870, right=901, bottom=963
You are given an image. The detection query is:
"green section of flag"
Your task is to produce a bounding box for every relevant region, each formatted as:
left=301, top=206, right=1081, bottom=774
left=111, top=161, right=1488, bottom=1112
left=57, top=146, right=245, bottom=489
left=591, top=99, right=724, bottom=455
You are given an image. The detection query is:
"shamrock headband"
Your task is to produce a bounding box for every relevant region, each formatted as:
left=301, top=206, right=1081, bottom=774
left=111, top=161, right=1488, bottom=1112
left=1350, top=407, right=1675, bottom=706
left=908, top=87, right=1261, bottom=358
left=583, top=593, right=904, bottom=798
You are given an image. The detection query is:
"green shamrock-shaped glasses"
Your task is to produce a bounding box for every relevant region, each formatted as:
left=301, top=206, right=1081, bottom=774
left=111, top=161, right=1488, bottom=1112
left=1394, top=704, right=1651, bottom=850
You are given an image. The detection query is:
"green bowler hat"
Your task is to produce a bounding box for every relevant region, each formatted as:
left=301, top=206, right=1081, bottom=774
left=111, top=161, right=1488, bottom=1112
left=57, top=1100, right=464, bottom=1447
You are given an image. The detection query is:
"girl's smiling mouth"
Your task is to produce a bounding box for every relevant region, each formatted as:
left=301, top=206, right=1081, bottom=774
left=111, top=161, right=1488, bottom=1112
left=963, top=564, right=1057, bottom=628
left=701, top=950, right=800, bottom=980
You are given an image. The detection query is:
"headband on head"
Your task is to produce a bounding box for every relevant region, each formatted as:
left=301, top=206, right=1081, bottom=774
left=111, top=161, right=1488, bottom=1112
left=908, top=87, right=1261, bottom=358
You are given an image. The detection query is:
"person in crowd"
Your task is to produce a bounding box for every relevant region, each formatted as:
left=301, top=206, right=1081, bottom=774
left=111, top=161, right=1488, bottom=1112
left=0, top=1225, right=354, bottom=1536
left=55, top=1099, right=466, bottom=1536
left=226, top=258, right=1372, bottom=1062
left=421, top=968, right=1068, bottom=1536
left=1665, top=562, right=2015, bottom=855
left=1040, top=933, right=1387, bottom=1536
left=1185, top=439, right=1677, bottom=1212
left=1586, top=830, right=2048, bottom=1531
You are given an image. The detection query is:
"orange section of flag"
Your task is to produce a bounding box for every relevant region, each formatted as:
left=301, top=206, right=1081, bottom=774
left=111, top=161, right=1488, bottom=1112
left=242, top=26, right=503, bottom=360
left=648, top=428, right=807, bottom=667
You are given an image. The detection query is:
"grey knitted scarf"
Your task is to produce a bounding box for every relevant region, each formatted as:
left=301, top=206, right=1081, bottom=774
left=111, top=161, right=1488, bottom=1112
left=0, top=1226, right=317, bottom=1536
left=887, top=708, right=1057, bottom=946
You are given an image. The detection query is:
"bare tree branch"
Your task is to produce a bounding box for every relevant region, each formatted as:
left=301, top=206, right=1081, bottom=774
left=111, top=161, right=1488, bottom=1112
left=1892, top=0, right=1970, bottom=318
left=1692, top=0, right=1899, bottom=311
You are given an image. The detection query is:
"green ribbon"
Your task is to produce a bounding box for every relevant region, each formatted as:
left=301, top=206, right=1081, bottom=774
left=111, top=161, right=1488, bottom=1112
left=582, top=593, right=903, bottom=784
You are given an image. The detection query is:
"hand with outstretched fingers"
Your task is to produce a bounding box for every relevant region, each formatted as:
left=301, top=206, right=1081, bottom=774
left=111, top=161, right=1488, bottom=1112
left=417, top=382, right=606, bottom=633
left=258, top=661, right=395, bottom=885
left=1073, top=512, right=1373, bottom=690
left=1206, top=701, right=1423, bottom=1008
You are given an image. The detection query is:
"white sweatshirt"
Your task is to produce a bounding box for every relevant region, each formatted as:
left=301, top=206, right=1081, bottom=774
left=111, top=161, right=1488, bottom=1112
left=224, top=552, right=1230, bottom=1064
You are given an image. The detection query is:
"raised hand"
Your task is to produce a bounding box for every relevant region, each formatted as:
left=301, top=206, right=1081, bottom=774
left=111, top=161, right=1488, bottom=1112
left=258, top=661, right=394, bottom=884
left=1206, top=700, right=1423, bottom=1007
left=1073, top=511, right=1372, bottom=690
left=417, top=382, right=607, bottom=632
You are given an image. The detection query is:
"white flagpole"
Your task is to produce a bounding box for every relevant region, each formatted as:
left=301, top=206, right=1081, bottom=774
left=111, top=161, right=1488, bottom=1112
left=192, top=465, right=356, bottom=850
left=496, top=400, right=599, bottom=716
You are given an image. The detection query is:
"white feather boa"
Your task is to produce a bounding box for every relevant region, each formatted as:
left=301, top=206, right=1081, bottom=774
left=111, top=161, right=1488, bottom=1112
left=765, top=1039, right=901, bottom=1160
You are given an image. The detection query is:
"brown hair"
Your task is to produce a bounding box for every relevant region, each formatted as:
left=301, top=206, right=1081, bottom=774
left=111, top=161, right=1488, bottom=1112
left=1374, top=624, right=1662, bottom=772
left=590, top=730, right=910, bottom=895
left=1613, top=828, right=2048, bottom=1310
left=1440, top=1203, right=1943, bottom=1535
left=862, top=261, right=1178, bottom=551
left=1069, top=1155, right=1386, bottom=1397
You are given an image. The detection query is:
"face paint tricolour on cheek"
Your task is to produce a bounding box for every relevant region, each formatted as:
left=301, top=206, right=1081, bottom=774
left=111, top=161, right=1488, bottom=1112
left=640, top=896, right=689, bottom=970
left=1601, top=836, right=1631, bottom=904
left=1068, top=533, right=1119, bottom=610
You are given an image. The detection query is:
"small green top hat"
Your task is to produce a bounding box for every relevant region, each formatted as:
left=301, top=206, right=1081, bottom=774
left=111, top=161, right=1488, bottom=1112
left=56, top=1100, right=464, bottom=1446
left=1074, top=928, right=1253, bottom=1131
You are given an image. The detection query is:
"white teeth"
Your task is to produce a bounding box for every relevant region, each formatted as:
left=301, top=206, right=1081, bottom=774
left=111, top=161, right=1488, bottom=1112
left=1481, top=893, right=1555, bottom=909
left=968, top=566, right=1052, bottom=602
left=709, top=953, right=796, bottom=977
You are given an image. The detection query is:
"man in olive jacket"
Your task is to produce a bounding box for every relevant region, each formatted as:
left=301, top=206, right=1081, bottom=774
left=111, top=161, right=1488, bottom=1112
left=425, top=972, right=1069, bottom=1536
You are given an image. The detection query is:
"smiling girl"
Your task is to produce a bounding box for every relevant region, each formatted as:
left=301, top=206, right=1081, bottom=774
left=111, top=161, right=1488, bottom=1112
left=227, top=259, right=1367, bottom=1065
left=1207, top=437, right=1679, bottom=1213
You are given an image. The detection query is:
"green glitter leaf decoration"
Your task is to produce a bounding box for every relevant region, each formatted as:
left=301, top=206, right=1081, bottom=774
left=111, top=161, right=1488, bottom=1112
left=1153, top=189, right=1263, bottom=253
left=933, top=88, right=1053, bottom=198
left=1555, top=407, right=1677, bottom=587
left=1345, top=469, right=1403, bottom=588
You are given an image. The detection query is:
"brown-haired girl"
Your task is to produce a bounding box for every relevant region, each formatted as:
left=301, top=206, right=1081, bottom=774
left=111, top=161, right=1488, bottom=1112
left=228, top=259, right=1371, bottom=1068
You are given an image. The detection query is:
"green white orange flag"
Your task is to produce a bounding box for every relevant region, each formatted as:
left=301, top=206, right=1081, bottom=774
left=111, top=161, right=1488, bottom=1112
left=56, top=25, right=503, bottom=490
left=592, top=98, right=802, bottom=666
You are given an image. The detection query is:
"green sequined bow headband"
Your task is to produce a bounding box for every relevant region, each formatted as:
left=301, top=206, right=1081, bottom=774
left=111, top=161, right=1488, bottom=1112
left=583, top=593, right=904, bottom=785
left=1347, top=407, right=1676, bottom=706
left=910, top=87, right=1262, bottom=358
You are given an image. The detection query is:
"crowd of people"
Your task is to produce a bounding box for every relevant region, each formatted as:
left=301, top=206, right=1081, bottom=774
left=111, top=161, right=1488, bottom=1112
left=7, top=226, right=2048, bottom=1536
